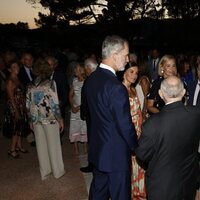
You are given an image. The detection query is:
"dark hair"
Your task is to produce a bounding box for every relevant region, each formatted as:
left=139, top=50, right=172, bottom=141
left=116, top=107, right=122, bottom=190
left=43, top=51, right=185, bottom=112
left=117, top=61, right=138, bottom=82
left=8, top=59, right=20, bottom=70
left=32, top=58, right=53, bottom=79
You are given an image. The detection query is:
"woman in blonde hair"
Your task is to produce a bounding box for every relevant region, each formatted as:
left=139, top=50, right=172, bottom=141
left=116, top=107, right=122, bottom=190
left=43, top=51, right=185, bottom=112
left=146, top=55, right=178, bottom=114
left=69, top=63, right=87, bottom=154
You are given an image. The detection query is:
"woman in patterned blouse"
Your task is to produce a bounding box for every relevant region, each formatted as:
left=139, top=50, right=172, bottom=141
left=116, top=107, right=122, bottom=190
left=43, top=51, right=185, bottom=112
left=26, top=58, right=65, bottom=180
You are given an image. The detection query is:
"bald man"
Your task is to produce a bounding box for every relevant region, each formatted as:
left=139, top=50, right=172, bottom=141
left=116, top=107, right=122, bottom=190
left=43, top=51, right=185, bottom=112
left=136, top=76, right=200, bottom=200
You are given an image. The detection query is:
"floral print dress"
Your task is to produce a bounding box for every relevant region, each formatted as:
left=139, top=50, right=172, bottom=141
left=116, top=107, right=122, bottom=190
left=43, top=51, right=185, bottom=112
left=5, top=86, right=28, bottom=137
left=130, top=95, right=146, bottom=200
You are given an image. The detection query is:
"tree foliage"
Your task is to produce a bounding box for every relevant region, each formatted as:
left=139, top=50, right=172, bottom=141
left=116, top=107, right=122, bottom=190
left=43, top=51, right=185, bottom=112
left=26, top=0, right=200, bottom=28
left=163, top=0, right=200, bottom=19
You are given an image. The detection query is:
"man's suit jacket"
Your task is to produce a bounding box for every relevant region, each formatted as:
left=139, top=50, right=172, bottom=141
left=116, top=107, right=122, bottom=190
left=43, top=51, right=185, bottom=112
left=80, top=78, right=91, bottom=140
left=18, top=66, right=33, bottom=91
left=80, top=78, right=88, bottom=121
left=148, top=58, right=160, bottom=82
left=85, top=67, right=138, bottom=172
left=52, top=69, right=69, bottom=107
left=187, top=79, right=198, bottom=106
left=136, top=101, right=200, bottom=200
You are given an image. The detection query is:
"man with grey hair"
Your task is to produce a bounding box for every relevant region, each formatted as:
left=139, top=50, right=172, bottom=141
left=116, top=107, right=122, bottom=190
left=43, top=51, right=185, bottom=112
left=80, top=57, right=98, bottom=173
left=136, top=76, right=200, bottom=200
left=84, top=58, right=98, bottom=77
left=85, top=35, right=138, bottom=199
left=45, top=55, right=69, bottom=143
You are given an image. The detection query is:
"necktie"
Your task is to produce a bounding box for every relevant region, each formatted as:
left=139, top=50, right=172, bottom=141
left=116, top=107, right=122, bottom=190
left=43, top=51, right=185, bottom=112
left=28, top=69, right=33, bottom=81
left=0, top=70, right=6, bottom=81
left=153, top=59, right=156, bottom=71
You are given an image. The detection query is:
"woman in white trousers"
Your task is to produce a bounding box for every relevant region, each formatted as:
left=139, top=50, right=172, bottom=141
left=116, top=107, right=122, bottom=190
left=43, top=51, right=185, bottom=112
left=26, top=58, right=65, bottom=180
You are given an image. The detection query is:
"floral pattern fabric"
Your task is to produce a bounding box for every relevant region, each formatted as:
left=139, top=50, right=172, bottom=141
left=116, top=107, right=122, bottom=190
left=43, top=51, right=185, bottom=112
left=129, top=95, right=146, bottom=200
left=26, top=78, right=62, bottom=125
left=4, top=86, right=28, bottom=137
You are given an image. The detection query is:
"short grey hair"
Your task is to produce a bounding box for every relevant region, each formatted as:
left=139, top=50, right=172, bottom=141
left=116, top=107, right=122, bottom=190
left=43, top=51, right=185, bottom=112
left=102, top=35, right=128, bottom=59
left=84, top=58, right=98, bottom=72
left=160, top=76, right=184, bottom=98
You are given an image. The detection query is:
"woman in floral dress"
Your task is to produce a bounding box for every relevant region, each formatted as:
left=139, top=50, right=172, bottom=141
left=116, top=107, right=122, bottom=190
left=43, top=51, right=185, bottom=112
left=5, top=60, right=28, bottom=158
left=120, top=61, right=146, bottom=200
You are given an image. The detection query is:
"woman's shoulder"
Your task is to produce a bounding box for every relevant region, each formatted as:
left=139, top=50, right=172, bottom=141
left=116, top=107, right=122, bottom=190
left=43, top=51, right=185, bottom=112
left=29, top=78, right=54, bottom=89
left=139, top=75, right=150, bottom=82
left=6, top=77, right=18, bottom=87
left=139, top=75, right=150, bottom=86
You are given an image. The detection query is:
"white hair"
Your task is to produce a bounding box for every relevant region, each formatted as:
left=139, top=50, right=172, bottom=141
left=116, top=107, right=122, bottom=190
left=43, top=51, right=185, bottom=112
left=84, top=58, right=98, bottom=72
left=160, top=77, right=184, bottom=98
left=129, top=53, right=137, bottom=62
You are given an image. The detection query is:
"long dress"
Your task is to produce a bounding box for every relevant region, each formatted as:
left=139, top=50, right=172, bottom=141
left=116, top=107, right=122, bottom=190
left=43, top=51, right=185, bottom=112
left=4, top=85, right=28, bottom=137
left=69, top=78, right=87, bottom=143
left=130, top=95, right=146, bottom=200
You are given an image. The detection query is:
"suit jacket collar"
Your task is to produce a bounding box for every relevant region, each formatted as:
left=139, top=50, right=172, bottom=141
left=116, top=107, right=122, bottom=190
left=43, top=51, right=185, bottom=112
left=97, top=66, right=117, bottom=78
left=162, top=101, right=184, bottom=111
left=99, top=63, right=116, bottom=75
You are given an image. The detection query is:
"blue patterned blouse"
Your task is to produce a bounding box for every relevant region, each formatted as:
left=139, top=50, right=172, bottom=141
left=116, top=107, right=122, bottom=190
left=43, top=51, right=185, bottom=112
left=26, top=78, right=62, bottom=124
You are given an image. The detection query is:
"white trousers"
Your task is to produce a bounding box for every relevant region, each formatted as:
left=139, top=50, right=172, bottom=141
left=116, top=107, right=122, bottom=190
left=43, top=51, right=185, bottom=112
left=33, top=123, right=65, bottom=180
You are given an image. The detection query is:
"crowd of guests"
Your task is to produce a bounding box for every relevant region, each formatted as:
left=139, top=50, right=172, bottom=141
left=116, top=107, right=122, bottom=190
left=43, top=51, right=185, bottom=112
left=0, top=35, right=199, bottom=199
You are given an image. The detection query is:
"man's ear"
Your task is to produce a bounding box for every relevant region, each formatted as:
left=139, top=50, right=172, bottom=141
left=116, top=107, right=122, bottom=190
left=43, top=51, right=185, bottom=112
left=112, top=53, right=117, bottom=61
left=158, top=89, right=164, bottom=100
left=182, top=89, right=186, bottom=97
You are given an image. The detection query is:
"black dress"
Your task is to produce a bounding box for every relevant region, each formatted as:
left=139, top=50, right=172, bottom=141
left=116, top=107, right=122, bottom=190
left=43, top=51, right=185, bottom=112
left=3, top=86, right=28, bottom=138
left=147, top=76, right=188, bottom=115
left=147, top=76, right=165, bottom=114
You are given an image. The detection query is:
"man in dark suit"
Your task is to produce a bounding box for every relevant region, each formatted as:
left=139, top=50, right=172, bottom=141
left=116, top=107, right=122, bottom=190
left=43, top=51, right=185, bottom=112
left=80, top=58, right=98, bottom=173
left=148, top=48, right=160, bottom=82
left=188, top=65, right=200, bottom=107
left=18, top=52, right=35, bottom=146
left=187, top=65, right=200, bottom=198
left=18, top=52, right=34, bottom=90
left=85, top=35, right=138, bottom=200
left=136, top=76, right=200, bottom=200
left=45, top=56, right=69, bottom=142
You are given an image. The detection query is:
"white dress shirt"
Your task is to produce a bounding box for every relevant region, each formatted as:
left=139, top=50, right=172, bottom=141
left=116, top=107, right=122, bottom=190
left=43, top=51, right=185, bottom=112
left=24, top=66, right=33, bottom=81
left=99, top=63, right=116, bottom=75
left=192, top=80, right=200, bottom=106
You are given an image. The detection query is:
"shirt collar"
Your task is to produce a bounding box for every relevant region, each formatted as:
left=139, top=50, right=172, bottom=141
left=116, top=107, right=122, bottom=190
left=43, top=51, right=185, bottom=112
left=99, top=63, right=116, bottom=75
left=166, top=101, right=176, bottom=105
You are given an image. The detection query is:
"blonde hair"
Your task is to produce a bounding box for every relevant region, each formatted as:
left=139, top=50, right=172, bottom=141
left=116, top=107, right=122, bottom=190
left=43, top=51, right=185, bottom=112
left=158, top=55, right=176, bottom=76
left=75, top=63, right=86, bottom=80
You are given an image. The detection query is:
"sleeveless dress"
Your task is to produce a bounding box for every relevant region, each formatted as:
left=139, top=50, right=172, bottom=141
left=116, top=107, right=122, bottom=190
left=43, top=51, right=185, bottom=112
left=69, top=78, right=87, bottom=142
left=4, top=86, right=28, bottom=137
left=130, top=95, right=146, bottom=200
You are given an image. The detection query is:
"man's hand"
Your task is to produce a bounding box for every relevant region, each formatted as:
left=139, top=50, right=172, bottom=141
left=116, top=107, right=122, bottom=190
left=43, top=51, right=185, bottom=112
left=59, top=119, right=64, bottom=133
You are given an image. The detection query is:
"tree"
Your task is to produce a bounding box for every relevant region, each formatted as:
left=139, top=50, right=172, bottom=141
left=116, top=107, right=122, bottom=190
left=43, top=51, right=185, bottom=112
left=131, top=0, right=161, bottom=19
left=163, top=0, right=200, bottom=19
left=27, top=0, right=107, bottom=27
left=27, top=0, right=200, bottom=28
left=16, top=22, right=29, bottom=29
